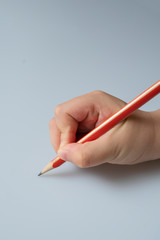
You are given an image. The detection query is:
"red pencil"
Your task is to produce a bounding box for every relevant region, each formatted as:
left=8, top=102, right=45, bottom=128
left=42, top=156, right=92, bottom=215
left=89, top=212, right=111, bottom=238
left=38, top=80, right=160, bottom=176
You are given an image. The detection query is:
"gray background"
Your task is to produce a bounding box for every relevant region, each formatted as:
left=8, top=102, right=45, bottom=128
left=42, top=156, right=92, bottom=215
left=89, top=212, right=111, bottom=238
left=0, top=0, right=160, bottom=239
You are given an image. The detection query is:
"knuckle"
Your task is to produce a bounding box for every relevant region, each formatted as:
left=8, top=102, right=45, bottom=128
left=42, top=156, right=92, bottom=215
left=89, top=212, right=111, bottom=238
left=91, top=90, right=106, bottom=96
left=78, top=161, right=88, bottom=168
left=77, top=147, right=90, bottom=168
left=54, top=104, right=63, bottom=116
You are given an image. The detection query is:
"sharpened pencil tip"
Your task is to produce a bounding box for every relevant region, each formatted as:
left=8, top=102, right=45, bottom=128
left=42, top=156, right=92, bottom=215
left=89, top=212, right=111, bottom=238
left=38, top=172, right=42, bottom=176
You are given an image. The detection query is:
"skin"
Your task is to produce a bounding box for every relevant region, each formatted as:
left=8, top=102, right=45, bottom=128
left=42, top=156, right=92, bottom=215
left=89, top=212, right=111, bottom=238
left=49, top=90, right=160, bottom=168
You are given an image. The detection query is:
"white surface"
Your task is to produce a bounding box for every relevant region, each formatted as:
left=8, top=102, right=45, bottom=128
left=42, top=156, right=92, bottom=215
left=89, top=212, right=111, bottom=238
left=0, top=1, right=160, bottom=239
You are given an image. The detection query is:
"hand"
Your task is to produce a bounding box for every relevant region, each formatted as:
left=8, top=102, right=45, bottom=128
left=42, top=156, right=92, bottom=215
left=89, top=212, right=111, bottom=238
left=49, top=90, right=159, bottom=168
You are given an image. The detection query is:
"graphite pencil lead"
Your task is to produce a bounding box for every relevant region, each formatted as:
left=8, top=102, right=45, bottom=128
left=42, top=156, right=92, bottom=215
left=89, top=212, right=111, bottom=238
left=38, top=172, right=42, bottom=176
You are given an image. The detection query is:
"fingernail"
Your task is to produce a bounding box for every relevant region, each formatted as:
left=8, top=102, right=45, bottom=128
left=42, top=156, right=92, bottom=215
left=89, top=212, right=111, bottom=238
left=58, top=149, right=69, bottom=162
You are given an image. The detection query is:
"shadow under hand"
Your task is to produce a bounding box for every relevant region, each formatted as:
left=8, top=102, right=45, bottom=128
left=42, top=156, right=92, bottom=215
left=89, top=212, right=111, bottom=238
left=44, top=159, right=160, bottom=184
left=83, top=158, right=160, bottom=184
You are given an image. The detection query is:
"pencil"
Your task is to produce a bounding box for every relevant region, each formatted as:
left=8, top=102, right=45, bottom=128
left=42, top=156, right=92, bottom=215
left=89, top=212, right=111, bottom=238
left=38, top=80, right=160, bottom=176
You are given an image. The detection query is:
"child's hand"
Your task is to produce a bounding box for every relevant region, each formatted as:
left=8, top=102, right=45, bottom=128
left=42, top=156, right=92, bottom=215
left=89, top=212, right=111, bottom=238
left=49, top=91, right=160, bottom=168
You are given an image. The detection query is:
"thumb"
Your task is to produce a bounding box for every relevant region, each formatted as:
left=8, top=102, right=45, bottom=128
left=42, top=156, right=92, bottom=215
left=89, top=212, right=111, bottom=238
left=57, top=136, right=116, bottom=168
